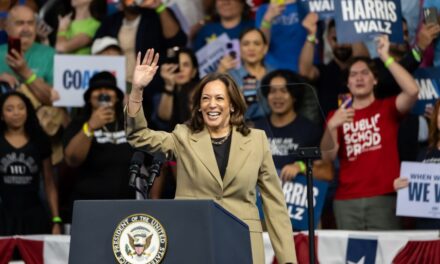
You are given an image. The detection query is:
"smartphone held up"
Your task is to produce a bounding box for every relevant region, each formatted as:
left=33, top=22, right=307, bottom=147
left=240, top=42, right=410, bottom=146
left=166, top=46, right=180, bottom=73
left=7, top=36, right=21, bottom=55
left=338, top=93, right=353, bottom=108
left=98, top=93, right=111, bottom=107
left=424, top=7, right=439, bottom=25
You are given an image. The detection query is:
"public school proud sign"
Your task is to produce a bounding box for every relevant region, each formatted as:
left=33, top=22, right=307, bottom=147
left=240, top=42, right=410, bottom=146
left=334, top=0, right=404, bottom=44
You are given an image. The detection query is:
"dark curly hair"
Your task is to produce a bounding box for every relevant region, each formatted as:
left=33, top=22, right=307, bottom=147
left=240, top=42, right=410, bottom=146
left=260, top=69, right=306, bottom=112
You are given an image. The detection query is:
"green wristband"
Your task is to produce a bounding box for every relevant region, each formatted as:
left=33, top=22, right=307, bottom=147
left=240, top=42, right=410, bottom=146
left=25, top=73, right=37, bottom=85
left=155, top=3, right=166, bottom=14
left=384, top=56, right=395, bottom=68
left=411, top=47, right=422, bottom=62
left=52, top=216, right=62, bottom=223
left=261, top=20, right=271, bottom=29
left=57, top=31, right=67, bottom=37
left=307, top=34, right=317, bottom=44
left=296, top=161, right=306, bottom=174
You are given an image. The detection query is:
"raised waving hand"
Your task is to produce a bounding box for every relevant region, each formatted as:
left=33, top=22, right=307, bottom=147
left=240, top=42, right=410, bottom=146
left=132, top=49, right=160, bottom=91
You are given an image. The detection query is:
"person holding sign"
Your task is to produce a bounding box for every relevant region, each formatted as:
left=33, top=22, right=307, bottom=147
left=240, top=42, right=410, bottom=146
left=374, top=19, right=440, bottom=99
left=299, top=13, right=369, bottom=117
left=192, top=0, right=254, bottom=51
left=126, top=49, right=297, bottom=264
left=372, top=19, right=440, bottom=163
left=256, top=0, right=307, bottom=72
left=394, top=99, right=440, bottom=229
left=320, top=35, right=419, bottom=230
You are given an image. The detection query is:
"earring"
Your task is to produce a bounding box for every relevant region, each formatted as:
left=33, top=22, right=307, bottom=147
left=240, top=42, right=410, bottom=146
left=198, top=109, right=202, bottom=112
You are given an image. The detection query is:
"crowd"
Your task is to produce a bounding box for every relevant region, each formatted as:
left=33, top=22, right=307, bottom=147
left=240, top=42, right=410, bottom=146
left=0, top=0, right=440, bottom=254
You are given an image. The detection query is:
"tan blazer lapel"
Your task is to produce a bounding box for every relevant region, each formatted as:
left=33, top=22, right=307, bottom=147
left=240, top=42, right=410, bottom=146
left=189, top=128, right=223, bottom=189
left=223, top=129, right=252, bottom=188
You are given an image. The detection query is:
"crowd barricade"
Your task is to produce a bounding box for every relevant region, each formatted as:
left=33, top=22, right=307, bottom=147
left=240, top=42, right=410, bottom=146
left=265, top=230, right=440, bottom=264
left=1, top=230, right=439, bottom=264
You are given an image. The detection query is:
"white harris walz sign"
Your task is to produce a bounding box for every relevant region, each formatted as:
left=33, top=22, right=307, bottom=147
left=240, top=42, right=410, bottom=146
left=53, top=55, right=126, bottom=107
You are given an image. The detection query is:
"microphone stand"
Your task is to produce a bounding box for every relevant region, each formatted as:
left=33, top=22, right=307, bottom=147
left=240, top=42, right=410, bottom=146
left=134, top=163, right=162, bottom=200
left=292, top=147, right=321, bottom=264
left=133, top=170, right=149, bottom=200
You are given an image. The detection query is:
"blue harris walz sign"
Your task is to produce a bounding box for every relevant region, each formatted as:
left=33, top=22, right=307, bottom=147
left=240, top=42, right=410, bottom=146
left=412, top=68, right=440, bottom=115
left=334, top=0, right=404, bottom=44
left=256, top=175, right=328, bottom=230
left=298, top=0, right=335, bottom=20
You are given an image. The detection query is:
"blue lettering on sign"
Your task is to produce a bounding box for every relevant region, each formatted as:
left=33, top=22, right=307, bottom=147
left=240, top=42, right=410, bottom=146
left=408, top=182, right=430, bottom=202
left=435, top=184, right=440, bottom=203
left=62, top=70, right=100, bottom=90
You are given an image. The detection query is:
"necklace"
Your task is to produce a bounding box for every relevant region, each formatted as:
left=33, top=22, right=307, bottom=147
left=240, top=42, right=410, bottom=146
left=211, top=131, right=231, bottom=145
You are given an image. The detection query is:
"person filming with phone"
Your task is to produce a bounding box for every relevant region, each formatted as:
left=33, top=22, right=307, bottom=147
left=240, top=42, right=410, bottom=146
left=218, top=28, right=273, bottom=121
left=0, top=5, right=53, bottom=105
left=320, top=35, right=419, bottom=230
left=422, top=2, right=440, bottom=67
left=157, top=47, right=200, bottom=129
left=62, top=71, right=137, bottom=223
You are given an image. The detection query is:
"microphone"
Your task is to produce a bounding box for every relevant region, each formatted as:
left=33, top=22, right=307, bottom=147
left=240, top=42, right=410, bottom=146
left=128, top=151, right=145, bottom=188
left=147, top=152, right=166, bottom=187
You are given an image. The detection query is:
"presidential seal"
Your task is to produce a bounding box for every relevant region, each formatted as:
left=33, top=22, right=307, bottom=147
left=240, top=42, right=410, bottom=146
left=113, top=214, right=167, bottom=264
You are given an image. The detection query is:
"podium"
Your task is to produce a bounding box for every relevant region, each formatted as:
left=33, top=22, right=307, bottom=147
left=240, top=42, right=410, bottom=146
left=69, top=200, right=252, bottom=263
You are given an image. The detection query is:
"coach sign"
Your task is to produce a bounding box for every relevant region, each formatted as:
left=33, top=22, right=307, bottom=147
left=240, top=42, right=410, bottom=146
left=53, top=55, right=126, bottom=107
left=334, top=0, right=404, bottom=44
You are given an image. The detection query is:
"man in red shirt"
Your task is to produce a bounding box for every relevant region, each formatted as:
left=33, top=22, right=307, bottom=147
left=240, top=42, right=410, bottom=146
left=320, top=35, right=419, bottom=230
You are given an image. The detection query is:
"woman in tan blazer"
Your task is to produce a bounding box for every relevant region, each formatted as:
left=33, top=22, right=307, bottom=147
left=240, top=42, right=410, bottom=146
left=126, top=49, right=297, bottom=264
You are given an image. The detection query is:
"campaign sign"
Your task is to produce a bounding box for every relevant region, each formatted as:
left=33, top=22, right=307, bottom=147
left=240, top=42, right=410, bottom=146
left=396, top=162, right=440, bottom=219
left=298, top=0, right=335, bottom=20
left=53, top=55, right=126, bottom=107
left=334, top=0, right=404, bottom=44
left=196, top=33, right=238, bottom=78
left=411, top=67, right=440, bottom=115
left=256, top=175, right=328, bottom=230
